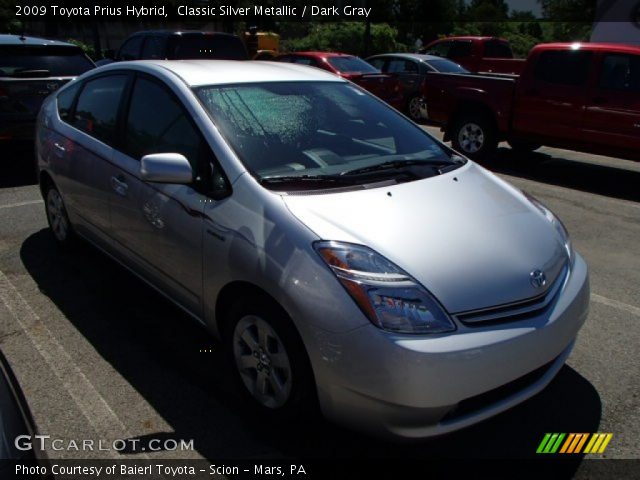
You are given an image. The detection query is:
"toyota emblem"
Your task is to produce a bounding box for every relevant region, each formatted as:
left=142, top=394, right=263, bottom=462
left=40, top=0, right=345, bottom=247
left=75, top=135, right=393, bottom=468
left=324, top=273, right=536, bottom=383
left=530, top=269, right=547, bottom=288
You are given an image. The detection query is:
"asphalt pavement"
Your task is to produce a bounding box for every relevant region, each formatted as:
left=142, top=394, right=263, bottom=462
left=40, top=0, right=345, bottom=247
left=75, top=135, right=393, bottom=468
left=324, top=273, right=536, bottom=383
left=0, top=131, right=638, bottom=476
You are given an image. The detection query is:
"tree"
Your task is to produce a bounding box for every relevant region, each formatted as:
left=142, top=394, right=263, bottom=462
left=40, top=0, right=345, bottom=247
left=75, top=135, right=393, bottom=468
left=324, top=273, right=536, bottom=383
left=282, top=22, right=407, bottom=57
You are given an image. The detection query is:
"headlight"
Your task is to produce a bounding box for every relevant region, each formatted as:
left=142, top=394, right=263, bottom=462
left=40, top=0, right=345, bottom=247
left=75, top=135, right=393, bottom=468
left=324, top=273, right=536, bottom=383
left=314, top=241, right=455, bottom=334
left=524, top=193, right=574, bottom=265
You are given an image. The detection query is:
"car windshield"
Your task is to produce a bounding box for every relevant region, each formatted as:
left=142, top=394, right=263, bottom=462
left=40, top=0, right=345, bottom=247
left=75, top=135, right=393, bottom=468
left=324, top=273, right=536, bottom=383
left=196, top=81, right=460, bottom=190
left=0, top=46, right=94, bottom=77
left=327, top=56, right=379, bottom=74
left=428, top=59, right=468, bottom=74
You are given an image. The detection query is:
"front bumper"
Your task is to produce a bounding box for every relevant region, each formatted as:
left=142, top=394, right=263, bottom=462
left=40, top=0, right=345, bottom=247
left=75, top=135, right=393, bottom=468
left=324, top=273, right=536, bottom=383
left=304, top=253, right=590, bottom=440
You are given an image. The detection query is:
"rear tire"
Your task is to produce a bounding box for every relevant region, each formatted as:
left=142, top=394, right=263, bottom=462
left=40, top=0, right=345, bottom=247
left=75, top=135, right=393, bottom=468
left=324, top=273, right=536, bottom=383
left=508, top=139, right=541, bottom=153
left=223, top=297, right=315, bottom=419
left=44, top=183, right=76, bottom=248
left=407, top=95, right=425, bottom=122
left=451, top=112, right=498, bottom=159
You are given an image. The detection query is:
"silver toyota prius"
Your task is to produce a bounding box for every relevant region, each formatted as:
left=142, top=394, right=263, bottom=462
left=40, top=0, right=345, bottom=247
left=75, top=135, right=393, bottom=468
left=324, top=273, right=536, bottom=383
left=36, top=60, right=589, bottom=439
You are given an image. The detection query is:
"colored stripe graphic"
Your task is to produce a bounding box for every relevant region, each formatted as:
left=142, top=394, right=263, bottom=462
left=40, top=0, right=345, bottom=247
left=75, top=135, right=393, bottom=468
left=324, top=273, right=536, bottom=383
left=537, top=433, right=612, bottom=454
left=597, top=434, right=613, bottom=453
left=537, top=433, right=552, bottom=453
left=559, top=433, right=575, bottom=453
left=574, top=433, right=589, bottom=453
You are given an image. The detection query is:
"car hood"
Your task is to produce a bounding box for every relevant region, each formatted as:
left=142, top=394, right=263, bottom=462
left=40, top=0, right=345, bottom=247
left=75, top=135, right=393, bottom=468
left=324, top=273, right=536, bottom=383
left=282, top=162, right=568, bottom=313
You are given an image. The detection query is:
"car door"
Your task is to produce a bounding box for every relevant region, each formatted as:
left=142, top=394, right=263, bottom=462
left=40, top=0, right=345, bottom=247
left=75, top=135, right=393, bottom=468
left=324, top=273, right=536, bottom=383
left=57, top=74, right=129, bottom=245
left=386, top=58, right=421, bottom=97
left=107, top=74, right=212, bottom=315
left=582, top=52, right=640, bottom=155
left=513, top=49, right=593, bottom=143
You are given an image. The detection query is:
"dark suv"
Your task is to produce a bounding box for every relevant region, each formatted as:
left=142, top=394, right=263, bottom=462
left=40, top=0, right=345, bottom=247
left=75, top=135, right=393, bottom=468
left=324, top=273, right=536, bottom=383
left=97, top=31, right=248, bottom=66
left=0, top=34, right=94, bottom=145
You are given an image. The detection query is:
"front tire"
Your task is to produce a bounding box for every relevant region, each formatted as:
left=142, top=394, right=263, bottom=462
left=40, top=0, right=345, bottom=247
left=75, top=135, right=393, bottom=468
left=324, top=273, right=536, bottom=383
left=224, top=298, right=315, bottom=418
left=451, top=113, right=498, bottom=159
left=45, top=184, right=75, bottom=248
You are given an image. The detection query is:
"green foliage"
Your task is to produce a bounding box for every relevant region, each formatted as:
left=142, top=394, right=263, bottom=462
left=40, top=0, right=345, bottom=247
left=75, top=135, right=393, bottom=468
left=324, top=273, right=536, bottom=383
left=282, top=22, right=408, bottom=56
left=65, top=39, right=96, bottom=59
left=0, top=0, right=22, bottom=33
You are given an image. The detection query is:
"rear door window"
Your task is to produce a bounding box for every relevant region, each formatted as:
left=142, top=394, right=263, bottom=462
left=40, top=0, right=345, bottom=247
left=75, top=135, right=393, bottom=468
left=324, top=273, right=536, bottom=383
left=73, top=75, right=128, bottom=145
left=534, top=50, right=593, bottom=86
left=367, top=57, right=386, bottom=70
left=387, top=59, right=418, bottom=73
left=0, top=46, right=94, bottom=77
left=56, top=82, right=81, bottom=122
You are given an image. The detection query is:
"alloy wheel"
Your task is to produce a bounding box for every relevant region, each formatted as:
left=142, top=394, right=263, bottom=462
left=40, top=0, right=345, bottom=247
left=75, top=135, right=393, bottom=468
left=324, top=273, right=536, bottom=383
left=46, top=189, right=68, bottom=242
left=233, top=315, right=293, bottom=409
left=458, top=122, right=485, bottom=154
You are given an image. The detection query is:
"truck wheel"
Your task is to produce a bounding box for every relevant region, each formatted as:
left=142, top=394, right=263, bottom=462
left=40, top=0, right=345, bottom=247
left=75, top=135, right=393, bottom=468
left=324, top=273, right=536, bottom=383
left=508, top=140, right=541, bottom=153
left=224, top=297, right=316, bottom=419
left=451, top=113, right=498, bottom=159
left=407, top=95, right=425, bottom=122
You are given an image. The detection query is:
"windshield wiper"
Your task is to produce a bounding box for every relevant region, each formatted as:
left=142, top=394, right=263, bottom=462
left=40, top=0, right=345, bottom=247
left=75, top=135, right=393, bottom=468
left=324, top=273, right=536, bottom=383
left=259, top=174, right=355, bottom=186
left=340, top=159, right=447, bottom=177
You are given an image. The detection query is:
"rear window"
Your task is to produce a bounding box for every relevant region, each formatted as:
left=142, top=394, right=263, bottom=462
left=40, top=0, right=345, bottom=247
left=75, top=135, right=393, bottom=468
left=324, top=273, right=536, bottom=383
left=484, top=41, right=513, bottom=59
left=326, top=56, right=378, bottom=74
left=534, top=50, right=593, bottom=86
left=0, top=46, right=94, bottom=77
left=171, top=34, right=248, bottom=60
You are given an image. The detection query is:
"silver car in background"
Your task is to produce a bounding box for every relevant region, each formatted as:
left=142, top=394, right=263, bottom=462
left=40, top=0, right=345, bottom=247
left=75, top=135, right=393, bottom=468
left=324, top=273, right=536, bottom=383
left=36, top=60, right=589, bottom=439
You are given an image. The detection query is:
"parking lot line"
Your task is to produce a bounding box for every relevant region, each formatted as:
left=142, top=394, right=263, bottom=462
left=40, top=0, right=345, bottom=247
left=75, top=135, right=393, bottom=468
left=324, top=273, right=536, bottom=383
left=0, top=268, right=142, bottom=460
left=0, top=199, right=43, bottom=210
left=592, top=293, right=640, bottom=317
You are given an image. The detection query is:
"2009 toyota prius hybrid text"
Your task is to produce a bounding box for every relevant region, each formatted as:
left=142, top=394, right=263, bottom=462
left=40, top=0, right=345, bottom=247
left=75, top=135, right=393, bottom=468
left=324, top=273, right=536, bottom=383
left=35, top=60, right=589, bottom=439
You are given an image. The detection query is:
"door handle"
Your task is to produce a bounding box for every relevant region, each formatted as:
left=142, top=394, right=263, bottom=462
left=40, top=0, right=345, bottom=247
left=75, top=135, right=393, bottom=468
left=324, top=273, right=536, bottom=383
left=53, top=142, right=65, bottom=157
left=110, top=175, right=128, bottom=196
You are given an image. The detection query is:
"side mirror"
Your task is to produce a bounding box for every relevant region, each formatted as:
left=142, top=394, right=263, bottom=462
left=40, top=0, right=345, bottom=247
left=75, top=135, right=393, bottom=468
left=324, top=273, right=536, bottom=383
left=140, top=153, right=193, bottom=184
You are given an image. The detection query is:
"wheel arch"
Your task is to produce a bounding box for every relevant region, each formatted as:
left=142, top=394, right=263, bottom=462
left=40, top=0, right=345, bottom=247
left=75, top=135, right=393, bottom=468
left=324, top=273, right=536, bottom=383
left=444, top=101, right=498, bottom=142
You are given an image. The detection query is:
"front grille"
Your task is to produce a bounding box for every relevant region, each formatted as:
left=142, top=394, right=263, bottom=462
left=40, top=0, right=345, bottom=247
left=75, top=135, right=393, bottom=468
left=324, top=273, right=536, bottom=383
left=454, top=263, right=569, bottom=326
left=441, top=356, right=558, bottom=423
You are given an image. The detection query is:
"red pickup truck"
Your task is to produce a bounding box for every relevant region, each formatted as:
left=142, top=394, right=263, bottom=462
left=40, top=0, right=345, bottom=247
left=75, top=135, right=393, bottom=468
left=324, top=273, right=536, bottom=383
left=421, top=36, right=525, bottom=75
left=425, top=42, right=640, bottom=161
